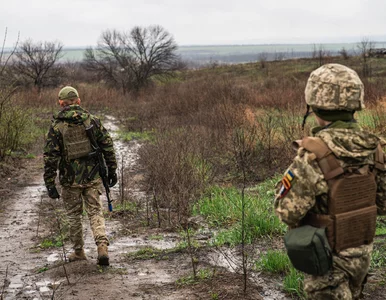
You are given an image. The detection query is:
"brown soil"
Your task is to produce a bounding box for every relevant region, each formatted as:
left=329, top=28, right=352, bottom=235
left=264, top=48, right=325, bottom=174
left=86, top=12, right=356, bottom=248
left=0, top=117, right=385, bottom=300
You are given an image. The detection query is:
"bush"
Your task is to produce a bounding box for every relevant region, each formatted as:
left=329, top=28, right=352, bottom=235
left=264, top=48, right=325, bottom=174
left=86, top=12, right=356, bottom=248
left=140, top=128, right=213, bottom=226
left=0, top=103, right=36, bottom=159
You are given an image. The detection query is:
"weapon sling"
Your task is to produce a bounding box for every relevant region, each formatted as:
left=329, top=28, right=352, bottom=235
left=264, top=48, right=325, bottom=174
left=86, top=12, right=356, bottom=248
left=85, top=122, right=113, bottom=212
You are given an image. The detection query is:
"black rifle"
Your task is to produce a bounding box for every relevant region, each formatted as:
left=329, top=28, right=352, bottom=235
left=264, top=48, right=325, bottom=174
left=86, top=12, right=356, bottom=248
left=85, top=124, right=113, bottom=212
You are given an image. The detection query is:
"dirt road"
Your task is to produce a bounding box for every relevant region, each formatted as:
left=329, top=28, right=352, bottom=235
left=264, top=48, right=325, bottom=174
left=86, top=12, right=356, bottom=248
left=0, top=117, right=271, bottom=300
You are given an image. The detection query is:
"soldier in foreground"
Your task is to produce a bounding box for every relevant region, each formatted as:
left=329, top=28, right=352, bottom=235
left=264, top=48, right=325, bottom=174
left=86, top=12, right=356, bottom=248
left=43, top=86, right=117, bottom=266
left=274, top=64, right=386, bottom=299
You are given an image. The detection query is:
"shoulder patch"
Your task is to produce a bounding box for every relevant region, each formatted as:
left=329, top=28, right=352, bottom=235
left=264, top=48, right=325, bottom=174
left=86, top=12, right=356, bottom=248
left=278, top=170, right=295, bottom=198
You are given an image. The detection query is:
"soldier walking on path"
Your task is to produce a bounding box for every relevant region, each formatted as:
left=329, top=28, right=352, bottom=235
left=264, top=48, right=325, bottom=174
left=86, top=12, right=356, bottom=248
left=274, top=64, right=386, bottom=299
left=43, top=86, right=117, bottom=266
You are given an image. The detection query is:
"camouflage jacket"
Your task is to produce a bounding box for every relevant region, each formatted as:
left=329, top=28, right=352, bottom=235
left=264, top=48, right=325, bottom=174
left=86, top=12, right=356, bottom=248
left=43, top=105, right=117, bottom=187
left=274, top=120, right=386, bottom=229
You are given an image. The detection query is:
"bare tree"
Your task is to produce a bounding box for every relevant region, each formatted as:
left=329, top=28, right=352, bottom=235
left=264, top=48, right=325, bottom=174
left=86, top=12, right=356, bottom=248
left=357, top=37, right=374, bottom=78
left=338, top=47, right=350, bottom=60
left=84, top=25, right=182, bottom=93
left=0, top=28, right=19, bottom=119
left=312, top=44, right=330, bottom=67
left=274, top=50, right=286, bottom=61
left=258, top=52, right=268, bottom=69
left=13, top=39, right=64, bottom=90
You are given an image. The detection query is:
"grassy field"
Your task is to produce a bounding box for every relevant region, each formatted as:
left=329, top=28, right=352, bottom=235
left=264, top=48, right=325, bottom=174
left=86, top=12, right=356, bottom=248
left=3, top=53, right=386, bottom=299
left=60, top=42, right=385, bottom=63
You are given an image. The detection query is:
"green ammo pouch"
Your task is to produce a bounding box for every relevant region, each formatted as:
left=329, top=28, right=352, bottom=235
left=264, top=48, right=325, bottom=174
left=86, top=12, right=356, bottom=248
left=284, top=225, right=332, bottom=276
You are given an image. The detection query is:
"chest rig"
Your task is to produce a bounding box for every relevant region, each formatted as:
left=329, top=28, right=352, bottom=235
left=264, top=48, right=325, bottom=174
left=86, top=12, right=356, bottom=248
left=301, top=137, right=382, bottom=252
left=57, top=117, right=92, bottom=161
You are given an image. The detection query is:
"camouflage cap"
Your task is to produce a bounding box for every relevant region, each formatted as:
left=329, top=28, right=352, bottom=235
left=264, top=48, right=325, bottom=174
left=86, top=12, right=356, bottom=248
left=58, top=86, right=79, bottom=100
left=305, top=64, right=364, bottom=111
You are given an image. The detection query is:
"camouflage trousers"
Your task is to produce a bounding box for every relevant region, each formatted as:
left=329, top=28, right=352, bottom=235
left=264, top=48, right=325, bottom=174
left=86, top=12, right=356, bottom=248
left=304, top=244, right=373, bottom=300
left=61, top=179, right=109, bottom=250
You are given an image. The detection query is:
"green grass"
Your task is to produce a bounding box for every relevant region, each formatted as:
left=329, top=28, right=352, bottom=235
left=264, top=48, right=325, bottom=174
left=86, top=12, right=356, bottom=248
left=176, top=268, right=214, bottom=286
left=283, top=267, right=306, bottom=299
left=127, top=247, right=162, bottom=260
left=112, top=201, right=137, bottom=212
left=376, top=217, right=386, bottom=236
left=0, top=104, right=42, bottom=159
left=37, top=266, right=49, bottom=273
left=194, top=176, right=286, bottom=246
left=357, top=110, right=386, bottom=133
left=256, top=250, right=291, bottom=274
left=149, top=234, right=164, bottom=241
left=255, top=249, right=305, bottom=298
left=118, top=130, right=154, bottom=141
left=39, top=238, right=63, bottom=249
left=371, top=239, right=386, bottom=269
left=8, top=152, right=36, bottom=159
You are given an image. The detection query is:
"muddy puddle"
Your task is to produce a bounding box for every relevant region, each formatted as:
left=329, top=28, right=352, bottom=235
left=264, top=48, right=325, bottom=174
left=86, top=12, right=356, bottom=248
left=0, top=115, right=292, bottom=300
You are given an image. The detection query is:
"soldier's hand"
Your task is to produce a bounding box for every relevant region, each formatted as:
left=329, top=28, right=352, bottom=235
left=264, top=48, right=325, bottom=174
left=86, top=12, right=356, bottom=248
left=108, top=172, right=118, bottom=187
left=47, top=186, right=60, bottom=199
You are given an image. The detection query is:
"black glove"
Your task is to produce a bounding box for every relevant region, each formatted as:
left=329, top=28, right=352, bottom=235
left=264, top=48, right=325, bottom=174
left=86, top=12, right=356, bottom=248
left=108, top=172, right=118, bottom=187
left=47, top=186, right=60, bottom=199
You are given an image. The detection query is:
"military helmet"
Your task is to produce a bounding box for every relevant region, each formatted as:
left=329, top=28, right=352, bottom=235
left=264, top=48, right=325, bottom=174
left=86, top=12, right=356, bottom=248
left=58, top=86, right=79, bottom=100
left=305, top=64, right=364, bottom=111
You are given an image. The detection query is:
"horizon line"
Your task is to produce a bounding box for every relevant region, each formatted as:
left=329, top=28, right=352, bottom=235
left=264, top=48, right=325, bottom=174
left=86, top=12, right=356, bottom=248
left=59, top=40, right=386, bottom=50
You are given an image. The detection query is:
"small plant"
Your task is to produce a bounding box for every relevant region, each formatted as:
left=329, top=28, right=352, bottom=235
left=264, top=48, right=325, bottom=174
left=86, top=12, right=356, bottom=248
left=283, top=267, right=305, bottom=299
left=128, top=247, right=161, bottom=260
left=176, top=268, right=214, bottom=286
left=256, top=250, right=291, bottom=274
left=37, top=266, right=49, bottom=273
left=149, top=234, right=164, bottom=241
left=39, top=238, right=63, bottom=249
left=112, top=201, right=137, bottom=212
left=376, top=217, right=386, bottom=236
left=106, top=267, right=128, bottom=275
left=371, top=240, right=386, bottom=269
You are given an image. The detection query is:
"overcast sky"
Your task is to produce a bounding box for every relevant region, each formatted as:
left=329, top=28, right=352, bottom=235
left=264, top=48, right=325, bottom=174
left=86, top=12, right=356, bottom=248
left=2, top=0, right=386, bottom=48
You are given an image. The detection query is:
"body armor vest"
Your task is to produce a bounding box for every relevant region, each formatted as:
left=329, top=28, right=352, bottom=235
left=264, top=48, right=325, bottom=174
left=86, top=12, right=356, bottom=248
left=300, top=137, right=382, bottom=252
left=57, top=117, right=92, bottom=161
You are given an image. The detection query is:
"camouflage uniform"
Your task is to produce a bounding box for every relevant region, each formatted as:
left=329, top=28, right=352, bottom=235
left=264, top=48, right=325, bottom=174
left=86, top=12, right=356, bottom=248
left=274, top=64, right=386, bottom=300
left=44, top=104, right=117, bottom=250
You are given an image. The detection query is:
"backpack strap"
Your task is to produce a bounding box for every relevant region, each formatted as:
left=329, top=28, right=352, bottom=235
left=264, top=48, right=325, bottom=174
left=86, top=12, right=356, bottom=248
left=83, top=116, right=91, bottom=128
left=374, top=144, right=385, bottom=171
left=302, top=137, right=344, bottom=181
left=56, top=121, right=67, bottom=137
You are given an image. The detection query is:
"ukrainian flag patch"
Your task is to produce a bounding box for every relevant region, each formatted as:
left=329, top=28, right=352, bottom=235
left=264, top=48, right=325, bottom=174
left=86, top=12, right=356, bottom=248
left=278, top=170, right=295, bottom=198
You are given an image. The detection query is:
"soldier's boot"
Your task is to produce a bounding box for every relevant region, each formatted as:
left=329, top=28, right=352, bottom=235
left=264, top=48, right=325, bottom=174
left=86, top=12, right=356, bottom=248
left=68, top=249, right=87, bottom=262
left=97, top=243, right=109, bottom=266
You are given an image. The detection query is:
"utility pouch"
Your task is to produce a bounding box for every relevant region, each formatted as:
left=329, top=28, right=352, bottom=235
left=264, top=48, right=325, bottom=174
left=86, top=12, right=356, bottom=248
left=284, top=225, right=332, bottom=276
left=334, top=205, right=377, bottom=252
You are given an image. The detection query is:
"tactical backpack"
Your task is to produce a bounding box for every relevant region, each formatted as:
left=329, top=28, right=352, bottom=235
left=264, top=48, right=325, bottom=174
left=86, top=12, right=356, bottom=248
left=57, top=117, right=93, bottom=161
left=301, top=137, right=380, bottom=253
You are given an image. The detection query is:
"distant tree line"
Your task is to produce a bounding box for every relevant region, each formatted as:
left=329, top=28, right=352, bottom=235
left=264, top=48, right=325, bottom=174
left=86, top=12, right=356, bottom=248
left=2, top=29, right=381, bottom=93
left=2, top=25, right=183, bottom=93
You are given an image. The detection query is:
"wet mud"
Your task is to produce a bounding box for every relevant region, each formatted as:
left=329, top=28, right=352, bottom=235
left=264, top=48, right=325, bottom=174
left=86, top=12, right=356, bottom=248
left=0, top=116, right=384, bottom=299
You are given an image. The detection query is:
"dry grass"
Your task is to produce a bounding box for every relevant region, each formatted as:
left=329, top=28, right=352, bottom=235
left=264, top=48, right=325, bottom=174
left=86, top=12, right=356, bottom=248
left=7, top=57, right=386, bottom=226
